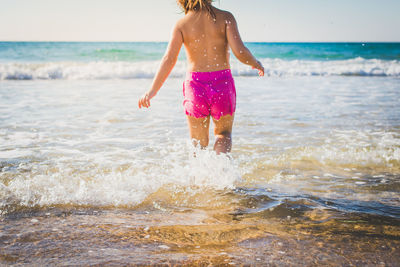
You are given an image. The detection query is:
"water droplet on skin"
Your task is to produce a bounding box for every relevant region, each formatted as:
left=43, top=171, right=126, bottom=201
left=204, top=54, right=207, bottom=57
left=240, top=50, right=243, bottom=54
left=213, top=47, right=217, bottom=50
left=216, top=64, right=219, bottom=66
left=202, top=34, right=205, bottom=38
left=207, top=65, right=210, bottom=68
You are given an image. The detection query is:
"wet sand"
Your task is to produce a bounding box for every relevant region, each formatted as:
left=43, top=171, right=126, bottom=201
left=1, top=202, right=399, bottom=266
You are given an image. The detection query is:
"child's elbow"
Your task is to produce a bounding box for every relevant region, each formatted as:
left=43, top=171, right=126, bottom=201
left=232, top=44, right=247, bottom=57
left=234, top=49, right=248, bottom=62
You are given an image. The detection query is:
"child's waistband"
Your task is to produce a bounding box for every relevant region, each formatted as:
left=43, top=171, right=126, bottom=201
left=186, top=69, right=233, bottom=81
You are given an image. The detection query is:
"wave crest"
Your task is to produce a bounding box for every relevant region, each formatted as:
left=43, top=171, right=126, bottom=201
left=1, top=58, right=399, bottom=80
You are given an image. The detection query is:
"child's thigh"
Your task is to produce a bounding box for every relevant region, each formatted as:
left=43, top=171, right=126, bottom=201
left=213, top=114, right=234, bottom=136
left=187, top=115, right=211, bottom=139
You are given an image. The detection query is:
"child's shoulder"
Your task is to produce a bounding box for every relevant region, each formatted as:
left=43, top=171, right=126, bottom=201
left=214, top=7, right=235, bottom=18
left=175, top=7, right=235, bottom=28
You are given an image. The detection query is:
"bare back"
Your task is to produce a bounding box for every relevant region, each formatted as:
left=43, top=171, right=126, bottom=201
left=178, top=7, right=231, bottom=72
left=138, top=5, right=263, bottom=109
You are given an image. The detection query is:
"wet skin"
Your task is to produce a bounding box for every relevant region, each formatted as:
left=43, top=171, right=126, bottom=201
left=138, top=6, right=264, bottom=153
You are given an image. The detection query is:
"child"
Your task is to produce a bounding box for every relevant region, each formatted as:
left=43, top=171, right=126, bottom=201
left=138, top=0, right=264, bottom=154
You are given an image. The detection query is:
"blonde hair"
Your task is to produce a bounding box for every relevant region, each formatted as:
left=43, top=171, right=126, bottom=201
left=177, top=0, right=216, bottom=20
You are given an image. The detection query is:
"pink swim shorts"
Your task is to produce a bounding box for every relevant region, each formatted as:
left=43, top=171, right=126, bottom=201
left=183, top=69, right=236, bottom=120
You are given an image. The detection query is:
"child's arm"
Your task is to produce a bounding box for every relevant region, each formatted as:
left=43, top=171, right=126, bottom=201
left=138, top=23, right=183, bottom=109
left=226, top=12, right=264, bottom=76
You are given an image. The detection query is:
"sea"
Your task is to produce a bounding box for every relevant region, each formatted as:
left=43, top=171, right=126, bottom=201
left=0, top=42, right=399, bottom=265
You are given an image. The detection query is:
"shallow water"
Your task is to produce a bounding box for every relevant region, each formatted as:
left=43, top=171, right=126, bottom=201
left=1, top=76, right=399, bottom=265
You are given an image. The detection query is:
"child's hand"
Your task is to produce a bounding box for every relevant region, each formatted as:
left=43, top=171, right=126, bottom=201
left=252, top=60, right=265, bottom=77
left=138, top=92, right=151, bottom=109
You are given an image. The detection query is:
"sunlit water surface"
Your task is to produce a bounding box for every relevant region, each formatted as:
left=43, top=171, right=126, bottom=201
left=1, top=76, right=399, bottom=265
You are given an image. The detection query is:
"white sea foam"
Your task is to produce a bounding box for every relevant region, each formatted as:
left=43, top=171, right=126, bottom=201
left=0, top=61, right=187, bottom=80
left=1, top=58, right=399, bottom=80
left=1, top=129, right=398, bottom=213
left=0, top=143, right=240, bottom=212
left=261, top=130, right=400, bottom=171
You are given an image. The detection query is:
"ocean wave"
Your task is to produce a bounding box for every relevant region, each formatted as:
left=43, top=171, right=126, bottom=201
left=0, top=144, right=239, bottom=214
left=0, top=61, right=186, bottom=80
left=1, top=129, right=399, bottom=213
left=253, top=57, right=400, bottom=77
left=0, top=58, right=399, bottom=80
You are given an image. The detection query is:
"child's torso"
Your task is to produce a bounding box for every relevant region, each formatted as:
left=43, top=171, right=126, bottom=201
left=179, top=8, right=231, bottom=72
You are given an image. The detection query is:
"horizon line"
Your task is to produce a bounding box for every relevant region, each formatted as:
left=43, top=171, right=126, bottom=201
left=1, top=40, right=400, bottom=43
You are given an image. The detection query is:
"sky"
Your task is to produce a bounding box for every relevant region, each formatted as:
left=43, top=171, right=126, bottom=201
left=0, top=0, right=399, bottom=42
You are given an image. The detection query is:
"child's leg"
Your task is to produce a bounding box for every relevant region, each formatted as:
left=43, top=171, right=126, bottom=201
left=212, top=114, right=234, bottom=154
left=187, top=115, right=211, bottom=148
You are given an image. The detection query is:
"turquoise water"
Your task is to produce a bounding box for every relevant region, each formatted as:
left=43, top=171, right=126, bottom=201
left=0, top=42, right=169, bottom=63
left=1, top=42, right=400, bottom=79
left=1, top=42, right=399, bottom=62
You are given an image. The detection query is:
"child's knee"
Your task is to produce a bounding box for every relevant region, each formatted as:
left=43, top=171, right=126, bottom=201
left=215, top=131, right=231, bottom=139
left=201, top=136, right=210, bottom=146
left=215, top=133, right=231, bottom=142
left=192, top=137, right=209, bottom=148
